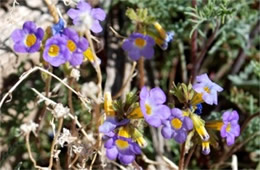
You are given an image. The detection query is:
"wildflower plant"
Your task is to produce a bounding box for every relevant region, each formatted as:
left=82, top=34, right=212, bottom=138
left=0, top=0, right=258, bottom=169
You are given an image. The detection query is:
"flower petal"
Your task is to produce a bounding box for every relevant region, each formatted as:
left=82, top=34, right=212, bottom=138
left=91, top=8, right=106, bottom=21
left=106, top=146, right=118, bottom=160
left=69, top=53, right=83, bottom=66
left=183, top=117, right=193, bottom=130
left=128, top=48, right=141, bottom=60
left=104, top=138, right=114, bottom=149
left=118, top=154, right=135, bottom=165
left=14, top=41, right=27, bottom=53
left=77, top=1, right=91, bottom=11
left=173, top=129, right=187, bottom=143
left=154, top=105, right=170, bottom=120
left=77, top=37, right=89, bottom=51
left=122, top=39, right=133, bottom=51
left=226, top=133, right=235, bottom=146
left=99, top=120, right=117, bottom=133
left=140, top=86, right=149, bottom=100
left=36, top=28, right=44, bottom=40
left=161, top=125, right=173, bottom=139
left=67, top=9, right=81, bottom=19
left=220, top=124, right=228, bottom=137
left=23, top=21, right=36, bottom=33
left=140, top=45, right=154, bottom=59
left=149, top=87, right=166, bottom=104
left=11, top=29, right=25, bottom=43
left=146, top=116, right=161, bottom=127
left=91, top=20, right=103, bottom=33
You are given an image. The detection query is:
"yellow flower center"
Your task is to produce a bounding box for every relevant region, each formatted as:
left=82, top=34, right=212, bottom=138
left=135, top=38, right=146, bottom=48
left=67, top=40, right=77, bottom=52
left=118, top=127, right=131, bottom=138
left=204, top=86, right=211, bottom=93
left=171, top=118, right=182, bottom=129
left=145, top=104, right=152, bottom=115
left=83, top=48, right=94, bottom=62
left=25, top=34, right=37, bottom=47
left=115, top=139, right=129, bottom=149
left=226, top=123, right=231, bottom=132
left=48, top=45, right=60, bottom=57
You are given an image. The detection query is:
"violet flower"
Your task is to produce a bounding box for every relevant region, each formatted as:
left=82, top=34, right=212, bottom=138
left=99, top=118, right=129, bottom=135
left=63, top=28, right=88, bottom=66
left=43, top=35, right=70, bottom=67
left=161, top=108, right=193, bottom=143
left=67, top=1, right=106, bottom=33
left=11, top=21, right=44, bottom=53
left=105, top=136, right=141, bottom=165
left=122, top=33, right=155, bottom=61
left=52, top=18, right=65, bottom=35
left=140, top=87, right=171, bottom=127
left=220, top=110, right=240, bottom=146
left=99, top=92, right=129, bottom=135
left=193, top=73, right=223, bottom=105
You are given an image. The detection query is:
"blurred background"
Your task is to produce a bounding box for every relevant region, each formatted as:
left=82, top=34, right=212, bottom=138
left=0, top=0, right=259, bottom=169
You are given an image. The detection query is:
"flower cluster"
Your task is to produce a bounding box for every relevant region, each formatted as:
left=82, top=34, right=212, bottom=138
left=10, top=1, right=243, bottom=167
left=99, top=74, right=241, bottom=164
left=188, top=74, right=240, bottom=154
left=11, top=1, right=106, bottom=67
left=99, top=92, right=143, bottom=165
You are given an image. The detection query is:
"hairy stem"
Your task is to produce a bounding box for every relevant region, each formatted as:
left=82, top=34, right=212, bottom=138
left=191, top=0, right=197, bottom=81
left=85, top=29, right=103, bottom=102
left=178, top=143, right=186, bottom=170
left=48, top=118, right=64, bottom=169
left=138, top=57, right=145, bottom=88
left=43, top=0, right=59, bottom=23
left=25, top=134, right=45, bottom=169
left=113, top=61, right=137, bottom=99
left=192, top=21, right=219, bottom=83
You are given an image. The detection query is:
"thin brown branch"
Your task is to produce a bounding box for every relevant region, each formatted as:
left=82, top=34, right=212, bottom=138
left=191, top=0, right=197, bottom=82
left=240, top=112, right=260, bottom=134
left=43, top=0, right=59, bottom=23
left=178, top=143, right=186, bottom=170
left=113, top=61, right=137, bottom=99
left=184, top=145, right=196, bottom=169
left=138, top=57, right=145, bottom=88
left=192, top=21, right=220, bottom=83
left=48, top=118, right=64, bottom=169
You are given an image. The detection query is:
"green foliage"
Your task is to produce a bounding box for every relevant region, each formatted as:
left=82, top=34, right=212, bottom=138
left=228, top=60, right=260, bottom=87
left=170, top=83, right=194, bottom=104
left=185, top=0, right=235, bottom=37
left=113, top=90, right=139, bottom=118
left=125, top=8, right=155, bottom=25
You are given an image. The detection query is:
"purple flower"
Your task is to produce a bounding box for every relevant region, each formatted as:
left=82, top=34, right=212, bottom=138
left=140, top=87, right=171, bottom=127
left=161, top=108, right=193, bottom=143
left=99, top=92, right=130, bottom=135
left=43, top=35, right=70, bottom=67
left=99, top=118, right=129, bottom=134
left=52, top=18, right=65, bottom=35
left=67, top=1, right=106, bottom=33
left=122, top=33, right=155, bottom=61
left=105, top=136, right=141, bottom=165
left=11, top=21, right=44, bottom=53
left=220, top=110, right=240, bottom=146
left=193, top=73, right=223, bottom=105
left=62, top=28, right=88, bottom=66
